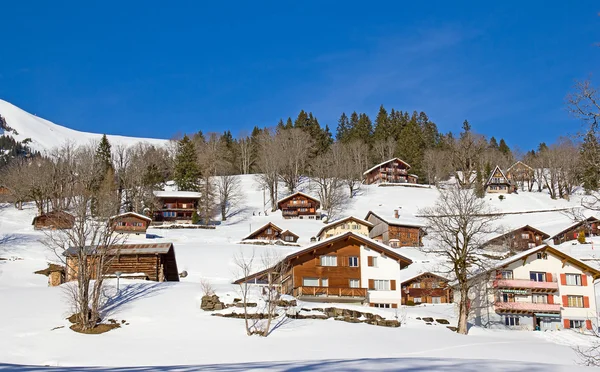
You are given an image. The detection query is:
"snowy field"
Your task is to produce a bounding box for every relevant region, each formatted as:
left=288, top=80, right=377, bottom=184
left=1, top=175, right=599, bottom=371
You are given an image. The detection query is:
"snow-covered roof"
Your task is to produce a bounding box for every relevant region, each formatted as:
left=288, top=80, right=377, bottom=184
left=241, top=222, right=283, bottom=241
left=507, top=161, right=533, bottom=173
left=315, top=215, right=374, bottom=238
left=281, top=229, right=299, bottom=238
left=484, top=225, right=550, bottom=244
left=65, top=242, right=175, bottom=256
left=363, top=158, right=411, bottom=176
left=109, top=212, right=152, bottom=222
left=547, top=216, right=600, bottom=240
left=276, top=191, right=320, bottom=205
left=153, top=190, right=202, bottom=199
left=364, top=210, right=426, bottom=228
left=485, top=165, right=510, bottom=186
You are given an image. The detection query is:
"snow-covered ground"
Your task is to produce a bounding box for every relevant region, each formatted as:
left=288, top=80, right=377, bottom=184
left=0, top=99, right=168, bottom=152
left=0, top=175, right=598, bottom=370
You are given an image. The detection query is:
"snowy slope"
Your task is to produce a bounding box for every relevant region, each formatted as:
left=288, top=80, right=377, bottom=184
left=0, top=99, right=168, bottom=152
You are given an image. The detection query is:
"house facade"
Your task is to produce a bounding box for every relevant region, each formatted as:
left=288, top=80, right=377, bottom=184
left=363, top=158, right=418, bottom=185
left=32, top=210, right=75, bottom=230
left=550, top=217, right=600, bottom=245
left=483, top=225, right=550, bottom=253
left=110, top=212, right=152, bottom=234
left=506, top=161, right=535, bottom=192
left=277, top=192, right=321, bottom=219
left=365, top=210, right=425, bottom=247
left=234, top=232, right=413, bottom=308
left=401, top=272, right=452, bottom=305
left=315, top=216, right=373, bottom=240
left=460, top=245, right=599, bottom=331
left=152, top=191, right=202, bottom=224
left=485, top=165, right=512, bottom=194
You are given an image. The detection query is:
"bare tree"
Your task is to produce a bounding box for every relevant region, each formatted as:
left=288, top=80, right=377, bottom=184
left=418, top=186, right=500, bottom=334
left=423, top=148, right=452, bottom=186
left=339, top=140, right=369, bottom=198
left=237, top=134, right=254, bottom=175
left=255, top=130, right=282, bottom=212
left=233, top=249, right=258, bottom=336
left=310, top=144, right=346, bottom=220
left=278, top=128, right=313, bottom=193
left=216, top=174, right=242, bottom=221
left=372, top=137, right=397, bottom=163
left=574, top=323, right=600, bottom=366
left=567, top=79, right=600, bottom=126
left=451, top=132, right=487, bottom=188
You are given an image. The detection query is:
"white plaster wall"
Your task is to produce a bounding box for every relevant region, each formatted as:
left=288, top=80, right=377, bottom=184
left=360, top=245, right=403, bottom=305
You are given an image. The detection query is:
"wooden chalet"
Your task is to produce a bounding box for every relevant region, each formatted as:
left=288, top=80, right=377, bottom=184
left=32, top=210, right=75, bottom=230
left=110, top=212, right=152, bottom=234
left=363, top=158, right=418, bottom=185
left=401, top=272, right=451, bottom=305
left=153, top=191, right=202, bottom=224
left=506, top=161, right=535, bottom=192
left=234, top=232, right=413, bottom=307
left=485, top=165, right=512, bottom=194
left=484, top=225, right=550, bottom=252
left=365, top=210, right=425, bottom=247
left=315, top=216, right=373, bottom=241
left=550, top=217, right=600, bottom=245
left=277, top=192, right=321, bottom=219
left=64, top=242, right=180, bottom=282
left=0, top=186, right=11, bottom=202
left=281, top=230, right=300, bottom=243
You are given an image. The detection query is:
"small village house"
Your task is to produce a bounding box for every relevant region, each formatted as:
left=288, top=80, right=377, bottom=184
left=315, top=215, right=373, bottom=241
left=363, top=158, right=418, bottom=185
left=485, top=165, right=512, bottom=194
left=483, top=225, right=550, bottom=253
left=110, top=212, right=152, bottom=235
left=365, top=210, right=425, bottom=247
left=550, top=217, right=600, bottom=245
left=153, top=191, right=202, bottom=224
left=455, top=245, right=600, bottom=331
left=32, top=210, right=75, bottom=230
left=234, top=232, right=413, bottom=308
left=401, top=272, right=451, bottom=305
left=241, top=222, right=299, bottom=244
left=506, top=161, right=535, bottom=192
left=277, top=192, right=321, bottom=219
left=64, top=242, right=180, bottom=282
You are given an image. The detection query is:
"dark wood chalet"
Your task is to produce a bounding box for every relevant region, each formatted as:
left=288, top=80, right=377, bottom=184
left=277, top=192, right=321, bottom=219
left=241, top=222, right=300, bottom=244
left=365, top=210, right=425, bottom=247
left=234, top=232, right=413, bottom=306
left=485, top=165, right=512, bottom=194
left=363, top=158, right=418, bottom=185
left=32, top=210, right=75, bottom=230
left=484, top=225, right=550, bottom=252
left=401, top=272, right=451, bottom=305
left=281, top=230, right=300, bottom=243
left=64, top=243, right=180, bottom=282
left=153, top=191, right=202, bottom=224
left=550, top=217, right=600, bottom=245
left=110, top=212, right=152, bottom=234
left=506, top=161, right=535, bottom=192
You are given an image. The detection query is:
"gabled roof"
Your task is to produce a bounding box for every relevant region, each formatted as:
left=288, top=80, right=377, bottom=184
left=485, top=165, right=510, bottom=186
left=241, top=222, right=283, bottom=241
left=233, top=232, right=414, bottom=284
left=363, top=158, right=412, bottom=176
left=32, top=210, right=75, bottom=225
left=109, top=212, right=152, bottom=222
left=153, top=190, right=202, bottom=199
left=281, top=229, right=299, bottom=238
left=506, top=161, right=533, bottom=173
left=65, top=242, right=174, bottom=256
left=364, top=210, right=426, bottom=228
left=276, top=191, right=320, bottom=206
left=401, top=271, right=450, bottom=285
left=549, top=216, right=600, bottom=240
left=315, top=215, right=374, bottom=238
left=486, top=225, right=551, bottom=244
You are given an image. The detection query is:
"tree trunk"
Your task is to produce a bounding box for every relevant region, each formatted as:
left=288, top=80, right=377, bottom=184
left=458, top=281, right=469, bottom=335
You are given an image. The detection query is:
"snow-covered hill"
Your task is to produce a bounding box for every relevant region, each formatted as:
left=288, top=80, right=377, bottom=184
left=0, top=99, right=168, bottom=152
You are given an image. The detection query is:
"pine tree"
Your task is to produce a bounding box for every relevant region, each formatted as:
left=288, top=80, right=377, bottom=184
left=418, top=112, right=439, bottom=149
left=351, top=113, right=373, bottom=143
left=474, top=164, right=485, bottom=198
left=461, top=120, right=471, bottom=136
left=174, top=135, right=201, bottom=191
left=396, top=114, right=424, bottom=178
left=489, top=137, right=499, bottom=150
left=336, top=113, right=351, bottom=142
left=580, top=122, right=600, bottom=192
left=498, top=139, right=511, bottom=156
left=373, top=105, right=391, bottom=142
left=95, top=134, right=112, bottom=172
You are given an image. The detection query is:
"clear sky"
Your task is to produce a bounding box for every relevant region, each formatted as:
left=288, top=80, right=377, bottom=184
left=0, top=1, right=599, bottom=151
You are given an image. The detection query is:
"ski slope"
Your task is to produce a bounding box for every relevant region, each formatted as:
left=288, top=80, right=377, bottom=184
left=0, top=176, right=598, bottom=370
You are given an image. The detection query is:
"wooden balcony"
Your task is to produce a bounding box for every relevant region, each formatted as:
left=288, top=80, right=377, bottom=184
left=494, top=301, right=561, bottom=314
left=293, top=286, right=367, bottom=303
left=494, top=279, right=558, bottom=291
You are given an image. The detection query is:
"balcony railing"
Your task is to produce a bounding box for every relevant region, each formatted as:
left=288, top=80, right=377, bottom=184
left=494, top=301, right=561, bottom=313
left=293, top=286, right=367, bottom=298
left=494, top=279, right=558, bottom=291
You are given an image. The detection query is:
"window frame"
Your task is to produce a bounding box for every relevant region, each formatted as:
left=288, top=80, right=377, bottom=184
left=302, top=277, right=319, bottom=287
left=348, top=256, right=359, bottom=267
left=320, top=255, right=338, bottom=267
left=349, top=279, right=360, bottom=288
left=567, top=295, right=584, bottom=308
left=566, top=274, right=582, bottom=286
left=373, top=279, right=390, bottom=291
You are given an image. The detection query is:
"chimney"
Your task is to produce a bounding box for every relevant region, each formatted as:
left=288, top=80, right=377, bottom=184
left=394, top=209, right=399, bottom=219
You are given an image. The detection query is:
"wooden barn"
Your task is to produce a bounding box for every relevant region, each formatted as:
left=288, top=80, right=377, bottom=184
left=401, top=272, right=451, bottom=305
left=550, top=217, right=600, bottom=245
left=64, top=243, right=180, bottom=282
left=365, top=210, right=425, bottom=247
left=32, top=210, right=75, bottom=230
left=110, top=212, right=152, bottom=234
left=277, top=192, right=321, bottom=219
left=485, top=165, right=512, bottom=194
left=483, top=225, right=550, bottom=252
left=363, top=158, right=418, bottom=185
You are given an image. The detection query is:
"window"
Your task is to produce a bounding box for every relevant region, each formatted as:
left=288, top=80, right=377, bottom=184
left=567, top=296, right=584, bottom=308
left=432, top=297, right=441, bottom=304
left=320, top=256, right=337, bottom=267
left=413, top=297, right=422, bottom=303
left=284, top=235, right=294, bottom=242
left=566, top=274, right=582, bottom=286
left=389, top=241, right=399, bottom=248
left=303, top=277, right=319, bottom=286
left=349, top=279, right=360, bottom=288
left=373, top=303, right=391, bottom=308
left=530, top=272, right=546, bottom=282
left=266, top=228, right=272, bottom=234
left=521, top=233, right=530, bottom=239
left=529, top=243, right=536, bottom=249
left=501, top=270, right=513, bottom=280
left=536, top=252, right=548, bottom=260
left=502, top=293, right=515, bottom=303
left=373, top=280, right=390, bottom=291
left=532, top=294, right=548, bottom=304
left=407, top=232, right=412, bottom=239
left=348, top=256, right=359, bottom=267
left=570, top=320, right=585, bottom=328
left=353, top=224, right=360, bottom=230
left=368, top=257, right=378, bottom=267
left=505, top=316, right=520, bottom=326
left=412, top=282, right=421, bottom=289
left=321, top=278, right=329, bottom=287
left=432, top=282, right=440, bottom=289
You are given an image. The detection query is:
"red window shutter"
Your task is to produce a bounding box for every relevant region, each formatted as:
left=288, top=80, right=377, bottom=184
left=546, top=273, right=552, bottom=282
left=586, top=320, right=593, bottom=330
left=547, top=295, right=554, bottom=305
left=369, top=303, right=375, bottom=307
left=582, top=275, right=588, bottom=286
left=584, top=296, right=590, bottom=308
left=368, top=257, right=374, bottom=267
left=564, top=319, right=570, bottom=329
left=562, top=295, right=568, bottom=307
left=560, top=274, right=567, bottom=285
left=391, top=280, right=396, bottom=290
left=495, top=270, right=501, bottom=279
left=392, top=303, right=398, bottom=309
left=369, top=279, right=375, bottom=290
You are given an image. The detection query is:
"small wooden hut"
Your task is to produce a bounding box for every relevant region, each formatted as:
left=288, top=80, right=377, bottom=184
left=32, top=211, right=75, bottom=230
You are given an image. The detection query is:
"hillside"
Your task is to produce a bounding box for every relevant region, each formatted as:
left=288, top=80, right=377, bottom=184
left=0, top=99, right=168, bottom=152
left=0, top=177, right=597, bottom=370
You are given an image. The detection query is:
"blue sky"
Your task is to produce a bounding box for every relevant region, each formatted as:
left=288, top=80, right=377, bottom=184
left=0, top=1, right=599, bottom=151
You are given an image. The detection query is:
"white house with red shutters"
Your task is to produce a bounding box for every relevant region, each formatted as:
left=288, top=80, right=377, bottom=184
left=455, top=245, right=599, bottom=331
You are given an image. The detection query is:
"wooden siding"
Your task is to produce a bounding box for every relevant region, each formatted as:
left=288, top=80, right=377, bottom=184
left=401, top=274, right=451, bottom=305
left=278, top=194, right=320, bottom=218
left=32, top=211, right=75, bottom=230
left=281, top=230, right=299, bottom=243
left=153, top=197, right=199, bottom=222
left=553, top=220, right=600, bottom=245
left=485, top=226, right=547, bottom=252
left=364, top=159, right=415, bottom=185
left=112, top=215, right=149, bottom=234
left=366, top=213, right=422, bottom=247
left=245, top=223, right=283, bottom=241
